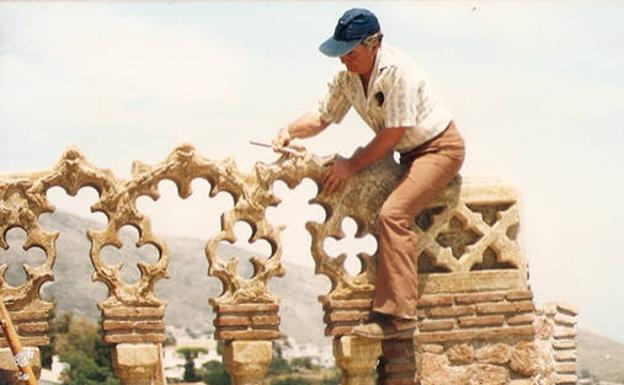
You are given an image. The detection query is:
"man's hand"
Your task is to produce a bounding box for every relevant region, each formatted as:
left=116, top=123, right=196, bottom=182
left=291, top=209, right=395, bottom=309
left=272, top=127, right=292, bottom=152
left=321, top=156, right=357, bottom=193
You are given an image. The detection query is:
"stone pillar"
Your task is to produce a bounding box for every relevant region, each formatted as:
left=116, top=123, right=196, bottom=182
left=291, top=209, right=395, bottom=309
left=111, top=343, right=162, bottom=385
left=0, top=347, right=41, bottom=385
left=222, top=340, right=272, bottom=385
left=333, top=336, right=382, bottom=385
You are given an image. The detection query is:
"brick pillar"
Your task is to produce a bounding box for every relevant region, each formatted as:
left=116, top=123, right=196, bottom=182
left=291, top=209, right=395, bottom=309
left=222, top=340, right=272, bottom=385
left=379, top=337, right=420, bottom=385
left=0, top=347, right=41, bottom=385
left=333, top=336, right=382, bottom=385
left=536, top=302, right=578, bottom=385
left=111, top=343, right=162, bottom=385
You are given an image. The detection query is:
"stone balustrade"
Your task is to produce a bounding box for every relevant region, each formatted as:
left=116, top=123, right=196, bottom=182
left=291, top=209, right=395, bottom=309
left=0, top=144, right=577, bottom=385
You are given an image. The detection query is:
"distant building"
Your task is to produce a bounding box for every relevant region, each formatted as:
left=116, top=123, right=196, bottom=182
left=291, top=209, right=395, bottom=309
left=39, top=355, right=68, bottom=385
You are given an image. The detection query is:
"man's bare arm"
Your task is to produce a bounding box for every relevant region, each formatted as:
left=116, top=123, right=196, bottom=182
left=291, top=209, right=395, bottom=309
left=350, top=126, right=407, bottom=172
left=272, top=112, right=330, bottom=150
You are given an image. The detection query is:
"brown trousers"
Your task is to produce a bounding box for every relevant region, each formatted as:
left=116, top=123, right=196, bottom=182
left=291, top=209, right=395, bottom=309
left=372, top=121, right=465, bottom=319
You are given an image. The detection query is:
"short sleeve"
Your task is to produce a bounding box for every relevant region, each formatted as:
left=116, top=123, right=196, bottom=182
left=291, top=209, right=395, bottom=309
left=318, top=72, right=351, bottom=124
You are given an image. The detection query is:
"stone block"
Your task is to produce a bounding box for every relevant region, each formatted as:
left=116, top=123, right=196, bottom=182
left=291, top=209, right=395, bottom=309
left=475, top=343, right=511, bottom=364
left=447, top=343, right=474, bottom=364
left=0, top=347, right=41, bottom=376
left=223, top=340, right=272, bottom=385
left=464, top=364, right=509, bottom=385
left=509, top=342, right=539, bottom=376
left=333, top=336, right=382, bottom=385
left=111, top=343, right=160, bottom=385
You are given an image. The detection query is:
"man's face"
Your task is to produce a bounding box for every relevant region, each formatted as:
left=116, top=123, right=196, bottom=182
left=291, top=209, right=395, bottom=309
left=340, top=44, right=377, bottom=75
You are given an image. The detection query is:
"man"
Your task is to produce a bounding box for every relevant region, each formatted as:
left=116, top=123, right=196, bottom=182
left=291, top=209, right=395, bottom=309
left=272, top=8, right=465, bottom=339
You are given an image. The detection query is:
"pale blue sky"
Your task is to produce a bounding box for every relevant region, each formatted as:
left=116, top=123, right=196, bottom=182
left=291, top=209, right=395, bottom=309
left=1, top=1, right=623, bottom=343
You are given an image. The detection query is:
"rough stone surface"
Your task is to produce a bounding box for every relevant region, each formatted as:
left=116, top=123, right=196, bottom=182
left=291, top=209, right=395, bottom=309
left=464, top=364, right=509, bottom=385
left=475, top=343, right=511, bottom=365
left=223, top=340, right=272, bottom=385
left=510, top=342, right=539, bottom=376
left=447, top=344, right=474, bottom=365
left=111, top=344, right=160, bottom=385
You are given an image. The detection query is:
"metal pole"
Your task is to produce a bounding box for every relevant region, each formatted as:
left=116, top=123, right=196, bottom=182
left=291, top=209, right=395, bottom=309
left=0, top=299, right=38, bottom=385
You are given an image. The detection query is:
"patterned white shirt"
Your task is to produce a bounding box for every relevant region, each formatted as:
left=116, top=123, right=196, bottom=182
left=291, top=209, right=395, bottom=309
left=318, top=44, right=452, bottom=153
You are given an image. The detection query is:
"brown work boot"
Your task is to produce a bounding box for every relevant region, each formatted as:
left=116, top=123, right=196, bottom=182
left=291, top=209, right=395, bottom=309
left=351, top=316, right=417, bottom=340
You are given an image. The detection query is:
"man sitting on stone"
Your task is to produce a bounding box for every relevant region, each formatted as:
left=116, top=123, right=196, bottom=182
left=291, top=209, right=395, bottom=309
left=272, top=8, right=465, bottom=339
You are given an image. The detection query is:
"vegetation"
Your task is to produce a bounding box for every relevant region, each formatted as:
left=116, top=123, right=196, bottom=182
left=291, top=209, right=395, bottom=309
left=177, top=347, right=209, bottom=382
left=44, top=312, right=119, bottom=385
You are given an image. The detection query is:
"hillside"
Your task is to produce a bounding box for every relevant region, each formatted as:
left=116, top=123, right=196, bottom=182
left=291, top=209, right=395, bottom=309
left=2, top=211, right=331, bottom=347
left=578, top=329, right=624, bottom=382
left=3, top=211, right=624, bottom=381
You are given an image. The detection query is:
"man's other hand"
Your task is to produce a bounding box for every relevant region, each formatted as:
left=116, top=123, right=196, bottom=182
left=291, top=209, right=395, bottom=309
left=321, top=156, right=357, bottom=193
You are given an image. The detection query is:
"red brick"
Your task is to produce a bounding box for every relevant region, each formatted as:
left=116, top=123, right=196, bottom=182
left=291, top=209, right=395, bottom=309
left=554, top=313, right=576, bottom=326
left=419, top=319, right=455, bottom=332
left=325, top=325, right=355, bottom=337
left=104, top=333, right=165, bottom=344
left=16, top=322, right=48, bottom=334
left=555, top=303, right=578, bottom=316
left=418, top=325, right=534, bottom=344
left=379, top=377, right=416, bottom=385
left=428, top=305, right=475, bottom=318
left=505, top=290, right=533, bottom=301
left=251, top=315, right=280, bottom=326
left=215, top=329, right=280, bottom=340
left=458, top=315, right=504, bottom=328
left=382, top=341, right=417, bottom=360
left=0, top=336, right=49, bottom=348
left=324, top=310, right=368, bottom=323
left=554, top=374, right=577, bottom=384
left=555, top=363, right=576, bottom=373
left=103, top=320, right=134, bottom=331
left=214, top=316, right=250, bottom=327
left=417, top=295, right=454, bottom=307
left=215, top=303, right=278, bottom=314
left=455, top=292, right=505, bottom=304
left=102, top=306, right=165, bottom=319
left=554, top=327, right=576, bottom=339
left=554, top=350, right=576, bottom=362
left=9, top=310, right=49, bottom=322
left=552, top=340, right=576, bottom=350
left=134, top=320, right=165, bottom=332
left=323, top=298, right=372, bottom=310
left=506, top=313, right=535, bottom=325
left=476, top=301, right=534, bottom=315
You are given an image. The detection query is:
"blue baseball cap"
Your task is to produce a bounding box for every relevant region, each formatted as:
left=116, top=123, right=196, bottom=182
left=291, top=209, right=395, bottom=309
left=319, top=8, right=381, bottom=57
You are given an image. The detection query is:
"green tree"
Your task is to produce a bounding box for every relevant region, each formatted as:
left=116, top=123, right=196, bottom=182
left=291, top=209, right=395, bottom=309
left=177, top=347, right=208, bottom=382
left=46, top=312, right=119, bottom=385
left=201, top=360, right=231, bottom=385
left=271, top=377, right=312, bottom=385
